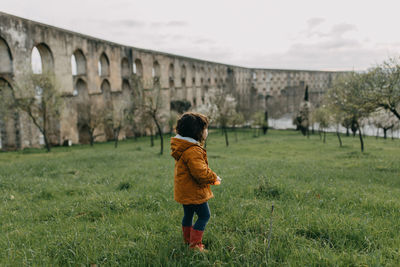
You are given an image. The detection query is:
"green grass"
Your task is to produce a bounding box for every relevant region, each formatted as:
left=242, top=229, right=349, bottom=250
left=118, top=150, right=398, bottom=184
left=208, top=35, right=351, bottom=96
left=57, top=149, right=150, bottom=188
left=1, top=130, right=399, bottom=266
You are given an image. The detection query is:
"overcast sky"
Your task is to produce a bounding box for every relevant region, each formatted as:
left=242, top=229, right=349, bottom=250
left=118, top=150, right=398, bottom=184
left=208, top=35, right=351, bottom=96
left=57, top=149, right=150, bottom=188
left=2, top=0, right=400, bottom=71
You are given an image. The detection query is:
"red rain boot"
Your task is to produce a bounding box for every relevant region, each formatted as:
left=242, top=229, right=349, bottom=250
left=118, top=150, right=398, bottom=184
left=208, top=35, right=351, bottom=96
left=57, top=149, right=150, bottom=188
left=182, top=226, right=192, bottom=244
left=189, top=228, right=207, bottom=252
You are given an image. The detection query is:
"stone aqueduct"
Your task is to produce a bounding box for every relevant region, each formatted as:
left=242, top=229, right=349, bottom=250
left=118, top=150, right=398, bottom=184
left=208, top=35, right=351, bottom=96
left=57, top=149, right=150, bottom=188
left=0, top=12, right=342, bottom=150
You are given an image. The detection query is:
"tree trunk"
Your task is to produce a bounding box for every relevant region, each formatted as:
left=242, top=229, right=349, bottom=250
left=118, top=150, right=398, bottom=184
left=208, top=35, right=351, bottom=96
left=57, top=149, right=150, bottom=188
left=153, top=116, right=163, bottom=155
left=234, top=128, right=238, bottom=142
left=336, top=130, right=342, bottom=147
left=263, top=111, right=268, bottom=135
left=43, top=131, right=51, bottom=152
left=323, top=130, right=326, bottom=143
left=23, top=103, right=51, bottom=152
left=150, top=133, right=154, bottom=147
left=312, top=124, right=315, bottom=134
left=224, top=127, right=229, bottom=147
left=262, top=126, right=268, bottom=135
left=383, top=128, right=387, bottom=139
left=389, top=107, right=400, bottom=121
left=376, top=128, right=379, bottom=139
left=42, top=107, right=51, bottom=152
left=346, top=127, right=349, bottom=137
left=114, top=128, right=120, bottom=148
left=89, top=129, right=94, bottom=146
left=358, top=127, right=364, bottom=152
left=318, top=129, right=322, bottom=140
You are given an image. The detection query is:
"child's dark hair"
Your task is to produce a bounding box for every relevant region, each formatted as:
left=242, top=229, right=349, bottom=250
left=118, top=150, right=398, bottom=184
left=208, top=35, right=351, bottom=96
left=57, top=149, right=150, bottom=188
left=176, top=112, right=209, bottom=143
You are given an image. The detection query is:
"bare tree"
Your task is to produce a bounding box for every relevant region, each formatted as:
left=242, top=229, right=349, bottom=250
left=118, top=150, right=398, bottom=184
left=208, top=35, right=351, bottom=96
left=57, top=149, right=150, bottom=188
left=326, top=72, right=375, bottom=152
left=13, top=71, right=62, bottom=152
left=211, top=92, right=237, bottom=147
left=142, top=88, right=166, bottom=155
left=0, top=79, right=18, bottom=150
left=330, top=107, right=345, bottom=147
left=262, top=111, right=269, bottom=135
left=104, top=93, right=134, bottom=148
left=251, top=111, right=265, bottom=137
left=313, top=105, right=330, bottom=143
left=230, top=111, right=245, bottom=142
left=341, top=116, right=358, bottom=137
left=365, top=58, right=400, bottom=121
left=369, top=108, right=397, bottom=139
left=168, top=110, right=179, bottom=136
left=391, top=121, right=400, bottom=140
left=76, top=95, right=107, bottom=147
left=293, top=86, right=311, bottom=137
left=138, top=110, right=155, bottom=147
left=293, top=102, right=312, bottom=137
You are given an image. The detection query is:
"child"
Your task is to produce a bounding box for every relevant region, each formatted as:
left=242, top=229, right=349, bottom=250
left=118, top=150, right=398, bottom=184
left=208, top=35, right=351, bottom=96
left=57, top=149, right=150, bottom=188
left=170, top=112, right=221, bottom=251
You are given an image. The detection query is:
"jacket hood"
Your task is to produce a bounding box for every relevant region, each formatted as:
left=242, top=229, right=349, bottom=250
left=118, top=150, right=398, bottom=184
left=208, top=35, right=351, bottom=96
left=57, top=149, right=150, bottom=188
left=170, top=137, right=199, bottom=161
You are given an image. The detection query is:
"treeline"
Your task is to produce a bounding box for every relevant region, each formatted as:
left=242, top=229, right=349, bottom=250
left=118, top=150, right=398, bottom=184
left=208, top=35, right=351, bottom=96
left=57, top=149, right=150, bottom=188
left=294, top=57, right=400, bottom=151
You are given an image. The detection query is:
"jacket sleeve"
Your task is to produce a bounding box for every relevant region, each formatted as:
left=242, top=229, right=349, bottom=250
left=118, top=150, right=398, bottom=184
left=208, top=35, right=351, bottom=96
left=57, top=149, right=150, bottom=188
left=183, top=147, right=217, bottom=185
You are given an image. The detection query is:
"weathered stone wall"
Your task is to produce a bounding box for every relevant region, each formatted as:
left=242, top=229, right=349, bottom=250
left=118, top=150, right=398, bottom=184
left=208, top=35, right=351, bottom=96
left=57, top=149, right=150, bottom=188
left=0, top=11, right=342, bottom=150
left=249, top=69, right=343, bottom=119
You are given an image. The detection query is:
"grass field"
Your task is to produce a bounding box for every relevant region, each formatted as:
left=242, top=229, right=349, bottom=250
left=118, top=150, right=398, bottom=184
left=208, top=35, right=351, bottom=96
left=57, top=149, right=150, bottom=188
left=1, top=129, right=399, bottom=266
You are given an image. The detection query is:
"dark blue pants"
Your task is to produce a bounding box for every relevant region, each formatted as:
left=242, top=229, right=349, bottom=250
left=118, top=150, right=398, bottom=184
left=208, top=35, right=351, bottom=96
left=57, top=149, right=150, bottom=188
left=182, top=202, right=210, bottom=231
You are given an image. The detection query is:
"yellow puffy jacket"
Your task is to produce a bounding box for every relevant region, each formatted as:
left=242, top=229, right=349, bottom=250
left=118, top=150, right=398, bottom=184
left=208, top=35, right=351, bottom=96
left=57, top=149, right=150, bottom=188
left=170, top=136, right=217, bottom=205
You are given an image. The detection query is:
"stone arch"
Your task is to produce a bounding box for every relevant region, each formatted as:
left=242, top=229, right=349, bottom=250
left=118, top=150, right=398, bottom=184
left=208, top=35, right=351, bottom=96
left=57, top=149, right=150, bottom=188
left=75, top=78, right=89, bottom=100
left=0, top=78, right=20, bottom=150
left=121, top=57, right=130, bottom=78
left=252, top=71, right=257, bottom=80
left=169, top=63, right=174, bottom=88
left=219, top=67, right=224, bottom=76
left=122, top=79, right=132, bottom=96
left=191, top=64, right=196, bottom=84
left=31, top=43, right=54, bottom=74
left=0, top=36, right=13, bottom=74
left=98, top=52, right=110, bottom=77
left=122, top=79, right=135, bottom=101
left=101, top=79, right=112, bottom=99
left=101, top=79, right=113, bottom=140
left=133, top=58, right=143, bottom=76
left=200, top=66, right=205, bottom=80
left=181, top=64, right=186, bottom=86
left=121, top=80, right=134, bottom=110
left=200, top=68, right=205, bottom=104
left=169, top=63, right=174, bottom=79
left=71, top=49, right=86, bottom=76
left=152, top=60, right=160, bottom=78
left=181, top=64, right=186, bottom=79
left=152, top=60, right=161, bottom=87
left=75, top=78, right=91, bottom=144
left=121, top=79, right=135, bottom=138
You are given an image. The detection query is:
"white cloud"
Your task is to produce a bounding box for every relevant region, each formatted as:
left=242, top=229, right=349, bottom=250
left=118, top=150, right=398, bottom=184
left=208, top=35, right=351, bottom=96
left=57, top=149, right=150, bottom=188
left=2, top=0, right=400, bottom=70
left=307, top=17, right=325, bottom=29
